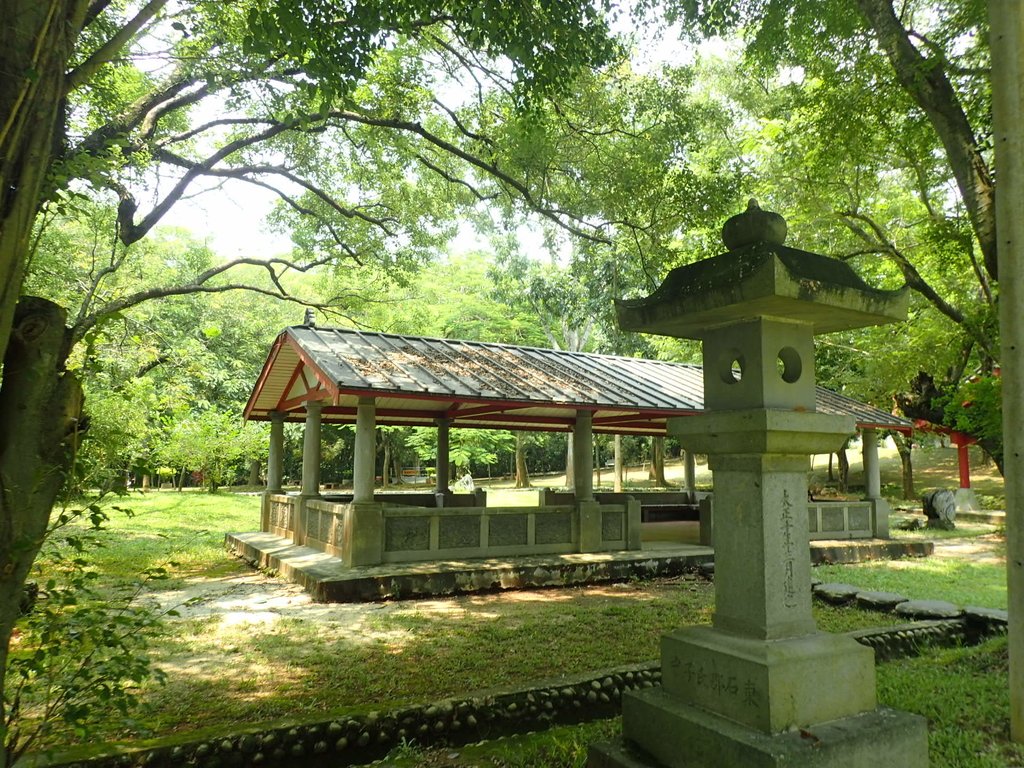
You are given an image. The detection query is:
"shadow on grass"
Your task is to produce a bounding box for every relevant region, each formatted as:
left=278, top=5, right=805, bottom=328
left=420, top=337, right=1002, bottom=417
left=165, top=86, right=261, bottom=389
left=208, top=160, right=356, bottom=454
left=50, top=575, right=899, bottom=750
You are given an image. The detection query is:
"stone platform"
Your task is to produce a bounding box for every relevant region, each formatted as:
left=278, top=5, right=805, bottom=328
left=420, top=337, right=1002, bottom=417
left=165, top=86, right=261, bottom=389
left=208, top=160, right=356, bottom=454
left=956, top=509, right=1006, bottom=525
left=224, top=532, right=933, bottom=603
left=590, top=704, right=928, bottom=768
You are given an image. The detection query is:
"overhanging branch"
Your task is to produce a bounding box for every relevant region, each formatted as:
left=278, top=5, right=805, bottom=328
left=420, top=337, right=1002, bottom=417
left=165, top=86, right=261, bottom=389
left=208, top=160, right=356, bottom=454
left=327, top=108, right=613, bottom=245
left=66, top=0, right=170, bottom=93
left=72, top=254, right=335, bottom=343
left=837, top=208, right=994, bottom=356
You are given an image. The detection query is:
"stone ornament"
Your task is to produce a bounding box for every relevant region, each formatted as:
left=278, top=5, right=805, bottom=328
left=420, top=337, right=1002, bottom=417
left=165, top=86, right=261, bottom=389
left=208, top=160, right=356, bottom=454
left=721, top=198, right=788, bottom=250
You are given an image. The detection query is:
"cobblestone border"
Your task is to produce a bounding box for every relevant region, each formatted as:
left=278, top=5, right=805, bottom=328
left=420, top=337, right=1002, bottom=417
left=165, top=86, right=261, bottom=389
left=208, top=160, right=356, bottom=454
left=32, top=665, right=663, bottom=768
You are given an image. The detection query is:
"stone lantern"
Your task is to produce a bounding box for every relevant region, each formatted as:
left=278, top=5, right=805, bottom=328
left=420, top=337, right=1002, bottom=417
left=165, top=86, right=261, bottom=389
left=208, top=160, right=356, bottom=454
left=591, top=201, right=927, bottom=767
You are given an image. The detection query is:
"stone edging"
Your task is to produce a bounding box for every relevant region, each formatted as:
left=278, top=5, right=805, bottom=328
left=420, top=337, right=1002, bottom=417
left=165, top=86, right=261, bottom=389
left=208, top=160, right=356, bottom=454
left=809, top=580, right=1008, bottom=661
left=32, top=665, right=663, bottom=768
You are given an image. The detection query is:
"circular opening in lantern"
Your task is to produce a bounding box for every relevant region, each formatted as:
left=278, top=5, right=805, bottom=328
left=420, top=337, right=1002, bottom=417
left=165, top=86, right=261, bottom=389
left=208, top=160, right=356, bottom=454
left=719, top=351, right=744, bottom=384
left=777, top=346, right=802, bottom=383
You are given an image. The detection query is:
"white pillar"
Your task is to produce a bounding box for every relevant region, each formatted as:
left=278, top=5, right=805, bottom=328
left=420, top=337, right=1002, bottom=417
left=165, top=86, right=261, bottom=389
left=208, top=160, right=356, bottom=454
left=267, top=411, right=285, bottom=493
left=300, top=401, right=322, bottom=496
left=435, top=417, right=451, bottom=494
left=990, top=0, right=1024, bottom=740
left=684, top=449, right=697, bottom=499
left=573, top=410, right=594, bottom=502
left=862, top=429, right=881, bottom=499
left=353, top=397, right=377, bottom=503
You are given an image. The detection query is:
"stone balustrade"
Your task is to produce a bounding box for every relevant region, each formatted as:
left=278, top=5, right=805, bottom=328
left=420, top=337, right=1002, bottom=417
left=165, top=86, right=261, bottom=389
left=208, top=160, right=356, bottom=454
left=261, top=493, right=641, bottom=564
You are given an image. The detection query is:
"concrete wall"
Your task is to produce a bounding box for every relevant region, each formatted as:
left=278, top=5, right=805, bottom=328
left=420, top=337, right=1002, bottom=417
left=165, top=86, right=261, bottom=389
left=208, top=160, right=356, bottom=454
left=699, top=497, right=888, bottom=546
left=380, top=503, right=636, bottom=563
left=262, top=493, right=641, bottom=564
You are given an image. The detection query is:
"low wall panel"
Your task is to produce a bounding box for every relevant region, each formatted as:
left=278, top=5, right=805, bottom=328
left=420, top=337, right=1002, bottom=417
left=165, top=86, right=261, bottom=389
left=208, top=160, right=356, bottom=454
left=385, top=517, right=431, bottom=553
left=489, top=514, right=529, bottom=546
left=439, top=515, right=480, bottom=549
left=602, top=510, right=625, bottom=542
left=535, top=513, right=573, bottom=545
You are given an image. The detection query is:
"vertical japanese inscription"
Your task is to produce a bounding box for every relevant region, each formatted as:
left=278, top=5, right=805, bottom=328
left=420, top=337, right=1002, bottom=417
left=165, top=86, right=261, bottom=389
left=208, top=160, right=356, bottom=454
left=781, top=488, right=797, bottom=608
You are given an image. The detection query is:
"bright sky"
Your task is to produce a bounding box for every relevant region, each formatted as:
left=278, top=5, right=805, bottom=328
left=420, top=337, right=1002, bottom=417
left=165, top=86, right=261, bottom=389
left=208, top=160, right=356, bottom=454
left=161, top=183, right=292, bottom=258
left=157, top=19, right=729, bottom=261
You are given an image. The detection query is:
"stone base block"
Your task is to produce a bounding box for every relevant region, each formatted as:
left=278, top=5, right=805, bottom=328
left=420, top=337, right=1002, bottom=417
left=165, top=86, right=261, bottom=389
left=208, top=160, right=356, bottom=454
left=579, top=500, right=603, bottom=552
left=954, top=487, right=980, bottom=513
left=343, top=502, right=383, bottom=566
left=592, top=689, right=927, bottom=768
left=659, top=627, right=876, bottom=732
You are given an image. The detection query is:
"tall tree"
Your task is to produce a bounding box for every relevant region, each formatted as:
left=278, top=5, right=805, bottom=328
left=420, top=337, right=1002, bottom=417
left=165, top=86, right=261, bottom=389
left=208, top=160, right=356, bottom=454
left=667, top=0, right=1002, bottom=465
left=0, top=2, right=621, bottom=759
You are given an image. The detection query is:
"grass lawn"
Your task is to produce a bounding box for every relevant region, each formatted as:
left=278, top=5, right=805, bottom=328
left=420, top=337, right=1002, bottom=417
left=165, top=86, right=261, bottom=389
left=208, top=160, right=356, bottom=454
left=814, top=523, right=1008, bottom=610
left=19, top=482, right=1021, bottom=768
left=39, top=489, right=261, bottom=583
left=370, top=637, right=1024, bottom=768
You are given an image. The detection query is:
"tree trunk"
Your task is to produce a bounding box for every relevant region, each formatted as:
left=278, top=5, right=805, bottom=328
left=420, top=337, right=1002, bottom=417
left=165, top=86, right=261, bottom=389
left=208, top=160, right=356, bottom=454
left=989, top=6, right=1024, bottom=738
left=381, top=440, right=392, bottom=489
left=893, top=433, right=916, bottom=500
left=827, top=453, right=835, bottom=482
left=0, top=298, right=82, bottom=766
left=0, top=3, right=90, bottom=373
left=248, top=459, right=260, bottom=487
left=649, top=437, right=668, bottom=487
left=855, top=0, right=997, bottom=279
left=837, top=446, right=850, bottom=493
left=177, top=467, right=187, bottom=490
left=514, top=432, right=530, bottom=489
left=614, top=434, right=623, bottom=492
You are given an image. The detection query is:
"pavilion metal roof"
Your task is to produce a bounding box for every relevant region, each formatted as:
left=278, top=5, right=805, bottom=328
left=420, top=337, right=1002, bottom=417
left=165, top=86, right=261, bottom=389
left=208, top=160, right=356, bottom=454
left=243, top=325, right=912, bottom=435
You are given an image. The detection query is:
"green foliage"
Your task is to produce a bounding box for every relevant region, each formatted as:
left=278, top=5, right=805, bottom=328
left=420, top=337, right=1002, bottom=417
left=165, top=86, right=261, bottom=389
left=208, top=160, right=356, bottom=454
left=158, top=409, right=268, bottom=491
left=5, top=503, right=171, bottom=763
left=407, top=427, right=515, bottom=475
left=942, top=376, right=1003, bottom=466
left=243, top=0, right=618, bottom=108
left=651, top=1, right=1000, bottom=464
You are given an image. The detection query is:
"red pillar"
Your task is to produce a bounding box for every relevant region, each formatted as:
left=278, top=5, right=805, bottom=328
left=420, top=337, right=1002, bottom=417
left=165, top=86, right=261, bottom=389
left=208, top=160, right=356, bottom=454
left=957, top=443, right=971, bottom=489
left=951, top=431, right=973, bottom=489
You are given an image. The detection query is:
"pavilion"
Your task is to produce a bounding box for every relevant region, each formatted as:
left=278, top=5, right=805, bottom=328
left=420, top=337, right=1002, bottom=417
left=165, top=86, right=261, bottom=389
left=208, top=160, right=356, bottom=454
left=239, top=323, right=912, bottom=567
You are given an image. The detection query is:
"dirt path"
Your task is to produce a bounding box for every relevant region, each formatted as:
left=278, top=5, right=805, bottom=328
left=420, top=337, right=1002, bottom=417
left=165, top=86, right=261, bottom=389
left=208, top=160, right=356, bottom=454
left=927, top=531, right=1005, bottom=565
left=146, top=522, right=1007, bottom=633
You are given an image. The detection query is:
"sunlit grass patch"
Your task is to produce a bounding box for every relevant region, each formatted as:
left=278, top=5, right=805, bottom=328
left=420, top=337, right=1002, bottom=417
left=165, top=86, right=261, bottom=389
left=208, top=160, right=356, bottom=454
left=815, top=555, right=1007, bottom=609
left=879, top=637, right=1024, bottom=768
left=36, top=491, right=260, bottom=586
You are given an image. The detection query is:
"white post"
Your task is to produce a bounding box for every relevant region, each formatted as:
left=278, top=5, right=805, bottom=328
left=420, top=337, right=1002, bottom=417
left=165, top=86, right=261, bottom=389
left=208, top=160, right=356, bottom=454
left=862, top=429, right=881, bottom=499
left=353, top=397, right=377, bottom=503
left=573, top=410, right=594, bottom=502
left=267, top=411, right=285, bottom=493
left=683, top=449, right=697, bottom=500
left=435, top=417, right=451, bottom=494
left=990, top=0, right=1024, bottom=741
left=300, top=401, right=322, bottom=496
